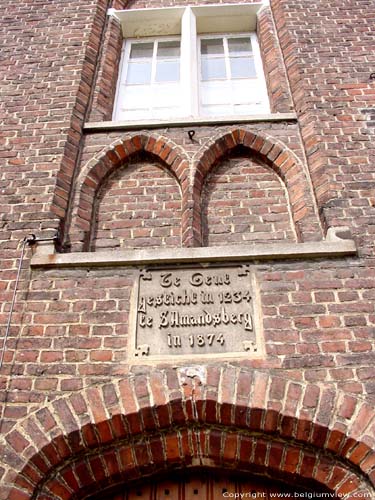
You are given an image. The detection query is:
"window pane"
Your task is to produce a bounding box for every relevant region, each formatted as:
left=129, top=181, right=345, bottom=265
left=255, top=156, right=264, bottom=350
left=201, top=38, right=224, bottom=55
left=157, top=41, right=180, bottom=58
left=230, top=57, right=256, bottom=78
left=129, top=42, right=153, bottom=59
left=201, top=57, right=226, bottom=80
left=156, top=60, right=180, bottom=82
left=228, top=37, right=252, bottom=54
left=126, top=62, right=152, bottom=84
left=156, top=41, right=180, bottom=82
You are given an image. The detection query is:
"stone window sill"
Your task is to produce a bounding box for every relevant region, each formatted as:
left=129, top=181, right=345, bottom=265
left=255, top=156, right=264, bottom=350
left=84, top=113, right=297, bottom=132
left=30, top=228, right=356, bottom=268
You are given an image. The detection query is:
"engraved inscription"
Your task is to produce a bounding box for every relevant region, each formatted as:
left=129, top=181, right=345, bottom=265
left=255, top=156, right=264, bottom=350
left=132, top=266, right=262, bottom=359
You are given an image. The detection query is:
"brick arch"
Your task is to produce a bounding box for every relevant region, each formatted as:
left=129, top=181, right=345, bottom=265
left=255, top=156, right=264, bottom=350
left=68, top=133, right=191, bottom=251
left=192, top=129, right=323, bottom=246
left=11, top=430, right=369, bottom=500
left=4, top=370, right=375, bottom=499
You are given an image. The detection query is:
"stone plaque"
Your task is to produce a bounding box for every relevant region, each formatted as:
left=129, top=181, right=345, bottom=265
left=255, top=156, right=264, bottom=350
left=130, top=265, right=263, bottom=361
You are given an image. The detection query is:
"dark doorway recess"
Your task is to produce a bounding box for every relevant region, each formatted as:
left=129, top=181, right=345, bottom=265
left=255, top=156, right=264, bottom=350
left=87, top=468, right=331, bottom=500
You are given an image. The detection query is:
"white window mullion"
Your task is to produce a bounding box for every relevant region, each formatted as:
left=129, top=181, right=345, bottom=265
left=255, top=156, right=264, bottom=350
left=222, top=37, right=233, bottom=113
left=223, top=37, right=231, bottom=80
left=181, top=7, right=198, bottom=117
left=150, top=40, right=158, bottom=116
left=151, top=40, right=158, bottom=84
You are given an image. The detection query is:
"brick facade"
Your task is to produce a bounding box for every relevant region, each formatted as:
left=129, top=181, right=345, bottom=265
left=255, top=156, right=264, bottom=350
left=0, top=0, right=374, bottom=499
left=93, top=158, right=183, bottom=250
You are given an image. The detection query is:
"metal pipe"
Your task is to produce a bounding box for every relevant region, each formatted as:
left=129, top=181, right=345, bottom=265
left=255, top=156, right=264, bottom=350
left=0, top=237, right=30, bottom=369
left=0, top=233, right=59, bottom=369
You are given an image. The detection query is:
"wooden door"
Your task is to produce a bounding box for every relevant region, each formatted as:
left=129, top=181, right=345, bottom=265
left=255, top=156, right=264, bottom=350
left=103, top=470, right=303, bottom=499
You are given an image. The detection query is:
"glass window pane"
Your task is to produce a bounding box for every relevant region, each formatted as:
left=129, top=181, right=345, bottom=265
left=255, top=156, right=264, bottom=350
left=201, top=38, right=224, bottom=55
left=157, top=41, right=180, bottom=58
left=155, top=60, right=180, bottom=82
left=230, top=57, right=256, bottom=78
left=129, top=42, right=153, bottom=59
left=201, top=58, right=226, bottom=80
left=228, top=37, right=252, bottom=54
left=126, top=62, right=152, bottom=84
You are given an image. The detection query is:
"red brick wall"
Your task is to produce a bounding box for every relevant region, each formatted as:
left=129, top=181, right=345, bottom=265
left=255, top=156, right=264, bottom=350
left=271, top=0, right=375, bottom=249
left=0, top=0, right=375, bottom=498
left=93, top=158, right=182, bottom=250
left=202, top=154, right=296, bottom=246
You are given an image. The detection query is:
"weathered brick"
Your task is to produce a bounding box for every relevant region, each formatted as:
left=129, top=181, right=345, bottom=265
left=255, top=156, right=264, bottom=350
left=1, top=0, right=375, bottom=498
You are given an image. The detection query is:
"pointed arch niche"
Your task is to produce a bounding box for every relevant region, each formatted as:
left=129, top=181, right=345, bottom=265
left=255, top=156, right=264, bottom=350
left=201, top=149, right=297, bottom=247
left=193, top=129, right=323, bottom=247
left=91, top=155, right=182, bottom=251
left=68, top=134, right=190, bottom=252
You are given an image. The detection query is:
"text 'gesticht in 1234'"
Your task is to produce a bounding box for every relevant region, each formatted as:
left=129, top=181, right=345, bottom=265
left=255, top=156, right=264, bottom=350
left=132, top=266, right=263, bottom=360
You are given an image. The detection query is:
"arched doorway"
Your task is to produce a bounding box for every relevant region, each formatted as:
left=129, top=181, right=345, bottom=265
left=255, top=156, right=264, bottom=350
left=89, top=469, right=328, bottom=500
left=5, top=371, right=375, bottom=500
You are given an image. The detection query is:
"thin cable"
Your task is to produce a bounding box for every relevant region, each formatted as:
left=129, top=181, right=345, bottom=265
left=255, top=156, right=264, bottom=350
left=0, top=238, right=28, bottom=369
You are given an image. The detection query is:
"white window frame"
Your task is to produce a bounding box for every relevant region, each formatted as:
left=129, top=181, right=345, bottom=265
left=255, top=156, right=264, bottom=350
left=114, top=36, right=183, bottom=121
left=110, top=3, right=270, bottom=122
left=200, top=34, right=250, bottom=83
left=123, top=36, right=181, bottom=85
left=197, top=32, right=269, bottom=116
